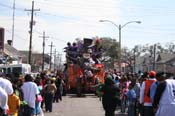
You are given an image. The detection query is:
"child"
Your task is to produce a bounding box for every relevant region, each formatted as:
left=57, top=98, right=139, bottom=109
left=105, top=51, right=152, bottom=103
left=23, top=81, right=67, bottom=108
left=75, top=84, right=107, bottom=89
left=8, top=86, right=20, bottom=116
left=126, top=83, right=136, bottom=116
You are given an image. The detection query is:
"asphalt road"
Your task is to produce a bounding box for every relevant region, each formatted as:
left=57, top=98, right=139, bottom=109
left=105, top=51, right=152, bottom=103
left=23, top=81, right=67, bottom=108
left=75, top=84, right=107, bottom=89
left=42, top=94, right=126, bottom=116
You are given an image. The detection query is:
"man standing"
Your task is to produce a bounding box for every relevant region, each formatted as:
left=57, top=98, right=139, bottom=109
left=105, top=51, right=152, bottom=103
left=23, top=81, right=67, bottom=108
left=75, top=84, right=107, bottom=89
left=21, top=74, right=39, bottom=116
left=150, top=72, right=166, bottom=102
left=0, top=77, right=13, bottom=115
left=0, top=77, right=13, bottom=95
left=153, top=74, right=175, bottom=116
left=0, top=87, right=8, bottom=116
left=101, top=73, right=118, bottom=116
left=140, top=71, right=156, bottom=116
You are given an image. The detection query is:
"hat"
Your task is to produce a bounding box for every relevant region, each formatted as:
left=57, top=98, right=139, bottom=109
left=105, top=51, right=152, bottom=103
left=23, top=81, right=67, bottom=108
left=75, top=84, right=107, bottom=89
left=149, top=71, right=156, bottom=77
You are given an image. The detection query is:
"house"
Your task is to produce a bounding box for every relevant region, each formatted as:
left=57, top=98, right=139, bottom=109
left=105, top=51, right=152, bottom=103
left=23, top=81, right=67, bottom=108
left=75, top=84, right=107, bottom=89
left=19, top=51, right=50, bottom=72
left=0, top=41, right=50, bottom=72
left=1, top=43, right=22, bottom=64
left=135, top=53, right=175, bottom=74
left=156, top=53, right=175, bottom=73
left=135, top=56, right=145, bottom=73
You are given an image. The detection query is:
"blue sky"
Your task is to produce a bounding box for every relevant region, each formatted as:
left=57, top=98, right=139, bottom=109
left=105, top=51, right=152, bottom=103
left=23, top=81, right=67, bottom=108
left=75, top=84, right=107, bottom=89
left=0, top=0, right=175, bottom=61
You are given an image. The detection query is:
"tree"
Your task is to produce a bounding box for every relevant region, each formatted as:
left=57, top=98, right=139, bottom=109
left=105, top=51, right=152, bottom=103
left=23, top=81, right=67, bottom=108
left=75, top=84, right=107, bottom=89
left=165, top=42, right=175, bottom=54
left=100, top=37, right=119, bottom=68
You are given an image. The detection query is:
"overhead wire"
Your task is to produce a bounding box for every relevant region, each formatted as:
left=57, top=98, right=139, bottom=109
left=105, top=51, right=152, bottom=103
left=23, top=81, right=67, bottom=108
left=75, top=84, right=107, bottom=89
left=5, top=29, right=27, bottom=41
left=33, top=29, right=67, bottom=43
left=1, top=0, right=175, bottom=43
left=1, top=1, right=175, bottom=17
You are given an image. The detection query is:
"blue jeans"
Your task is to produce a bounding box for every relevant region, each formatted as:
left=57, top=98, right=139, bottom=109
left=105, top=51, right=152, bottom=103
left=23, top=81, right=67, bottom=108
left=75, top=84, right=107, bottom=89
left=33, top=102, right=40, bottom=115
left=23, top=105, right=34, bottom=116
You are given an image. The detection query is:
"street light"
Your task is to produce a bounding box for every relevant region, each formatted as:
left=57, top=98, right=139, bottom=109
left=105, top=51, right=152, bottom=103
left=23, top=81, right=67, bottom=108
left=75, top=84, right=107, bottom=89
left=99, top=20, right=141, bottom=73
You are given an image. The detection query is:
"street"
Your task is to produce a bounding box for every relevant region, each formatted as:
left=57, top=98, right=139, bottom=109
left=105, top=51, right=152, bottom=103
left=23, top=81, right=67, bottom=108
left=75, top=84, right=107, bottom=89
left=43, top=94, right=126, bottom=116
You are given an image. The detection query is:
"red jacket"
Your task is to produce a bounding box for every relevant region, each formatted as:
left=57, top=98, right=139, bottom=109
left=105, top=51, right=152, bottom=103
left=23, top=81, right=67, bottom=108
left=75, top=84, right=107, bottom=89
left=144, top=79, right=156, bottom=103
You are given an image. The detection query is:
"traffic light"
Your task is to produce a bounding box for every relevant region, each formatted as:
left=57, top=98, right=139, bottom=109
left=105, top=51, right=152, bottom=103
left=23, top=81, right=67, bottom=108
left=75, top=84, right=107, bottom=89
left=0, top=28, right=4, bottom=51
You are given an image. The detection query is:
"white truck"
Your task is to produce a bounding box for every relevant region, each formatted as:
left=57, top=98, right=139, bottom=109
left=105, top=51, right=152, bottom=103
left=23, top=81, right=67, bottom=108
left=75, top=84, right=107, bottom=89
left=0, top=63, right=31, bottom=77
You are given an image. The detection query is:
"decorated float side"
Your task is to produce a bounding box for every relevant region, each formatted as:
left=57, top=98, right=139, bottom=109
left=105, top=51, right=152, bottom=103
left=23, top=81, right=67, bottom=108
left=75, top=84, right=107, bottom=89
left=64, top=37, right=105, bottom=95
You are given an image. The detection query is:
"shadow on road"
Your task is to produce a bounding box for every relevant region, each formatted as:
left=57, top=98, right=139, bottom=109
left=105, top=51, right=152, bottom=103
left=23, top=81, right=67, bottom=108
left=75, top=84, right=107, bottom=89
left=67, top=94, right=98, bottom=98
left=115, top=113, right=127, bottom=116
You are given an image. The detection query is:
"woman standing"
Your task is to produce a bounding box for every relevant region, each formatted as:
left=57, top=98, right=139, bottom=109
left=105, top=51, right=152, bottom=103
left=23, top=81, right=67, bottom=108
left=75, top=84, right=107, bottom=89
left=43, top=79, right=57, bottom=112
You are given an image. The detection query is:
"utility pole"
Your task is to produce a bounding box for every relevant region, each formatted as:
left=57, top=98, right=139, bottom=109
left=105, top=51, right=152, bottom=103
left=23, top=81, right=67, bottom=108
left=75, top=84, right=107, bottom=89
left=58, top=53, right=62, bottom=71
left=133, top=47, right=136, bottom=73
left=118, top=25, right=121, bottom=73
left=12, top=0, right=15, bottom=46
left=54, top=49, right=57, bottom=71
left=153, top=44, right=156, bottom=71
left=25, top=0, right=40, bottom=65
left=49, top=42, right=54, bottom=70
left=39, top=31, right=49, bottom=72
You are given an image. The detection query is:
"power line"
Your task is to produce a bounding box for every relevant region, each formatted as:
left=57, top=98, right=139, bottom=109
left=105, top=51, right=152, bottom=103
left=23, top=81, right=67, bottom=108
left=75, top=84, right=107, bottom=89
left=36, top=0, right=175, bottom=13
left=33, top=30, right=67, bottom=43
left=6, top=29, right=27, bottom=41
left=36, top=0, right=119, bottom=9
left=0, top=3, right=12, bottom=9
left=0, top=3, right=24, bottom=11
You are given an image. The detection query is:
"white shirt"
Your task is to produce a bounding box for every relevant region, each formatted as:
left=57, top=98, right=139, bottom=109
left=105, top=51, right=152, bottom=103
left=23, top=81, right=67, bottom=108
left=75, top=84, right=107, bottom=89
left=21, top=81, right=39, bottom=109
left=0, top=78, right=13, bottom=95
left=160, top=79, right=175, bottom=105
left=0, top=87, right=8, bottom=110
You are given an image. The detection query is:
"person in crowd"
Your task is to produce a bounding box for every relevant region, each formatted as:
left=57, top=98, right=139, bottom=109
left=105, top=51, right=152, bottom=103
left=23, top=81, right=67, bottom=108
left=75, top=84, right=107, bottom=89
left=14, top=77, right=24, bottom=101
left=0, top=77, right=13, bottom=96
left=126, top=83, right=137, bottom=116
left=43, top=79, right=57, bottom=112
left=120, top=76, right=130, bottom=113
left=114, top=76, right=121, bottom=109
left=131, top=77, right=140, bottom=116
left=55, top=75, right=64, bottom=102
left=114, top=76, right=120, bottom=87
left=0, top=87, right=8, bottom=116
left=101, top=73, right=118, bottom=116
left=95, top=80, right=104, bottom=101
left=13, top=77, right=24, bottom=116
left=137, top=72, right=148, bottom=116
left=150, top=72, right=166, bottom=102
left=153, top=74, right=175, bottom=116
left=0, top=76, right=13, bottom=114
left=33, top=78, right=43, bottom=115
left=8, top=85, right=20, bottom=116
left=40, top=72, right=47, bottom=109
left=140, top=71, right=156, bottom=116
left=21, top=74, right=39, bottom=116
